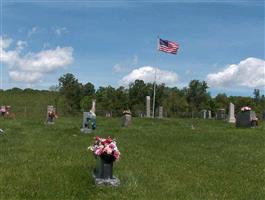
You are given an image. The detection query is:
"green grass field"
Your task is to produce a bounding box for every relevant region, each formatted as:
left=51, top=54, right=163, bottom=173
left=0, top=117, right=264, bottom=200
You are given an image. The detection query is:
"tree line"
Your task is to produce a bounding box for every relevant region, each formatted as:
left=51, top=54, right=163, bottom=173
left=0, top=73, right=264, bottom=118
left=56, top=73, right=265, bottom=117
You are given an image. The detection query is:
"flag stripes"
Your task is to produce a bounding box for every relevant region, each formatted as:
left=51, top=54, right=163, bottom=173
left=158, top=38, right=179, bottom=54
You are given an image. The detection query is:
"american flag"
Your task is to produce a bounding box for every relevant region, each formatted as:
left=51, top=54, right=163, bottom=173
left=158, top=38, right=179, bottom=54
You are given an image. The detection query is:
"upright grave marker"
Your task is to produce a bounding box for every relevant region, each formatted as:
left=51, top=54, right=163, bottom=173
left=216, top=108, right=226, bottom=120
left=208, top=110, right=212, bottom=119
left=89, top=137, right=120, bottom=186
left=236, top=107, right=258, bottom=128
left=201, top=109, right=207, bottom=119
left=158, top=106, right=163, bottom=119
left=121, top=110, right=132, bottom=127
left=146, top=96, right=151, bottom=118
left=81, top=99, right=96, bottom=133
left=228, top=102, right=236, bottom=123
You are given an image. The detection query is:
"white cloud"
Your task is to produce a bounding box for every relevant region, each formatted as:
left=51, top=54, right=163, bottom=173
left=17, top=47, right=73, bottom=73
left=0, top=36, right=13, bottom=49
left=0, top=36, right=74, bottom=84
left=9, top=71, right=42, bottom=83
left=16, top=40, right=27, bottom=52
left=27, top=26, right=40, bottom=37
left=119, top=66, right=178, bottom=87
left=206, top=57, right=265, bottom=88
left=113, top=64, right=126, bottom=72
left=53, top=27, right=68, bottom=36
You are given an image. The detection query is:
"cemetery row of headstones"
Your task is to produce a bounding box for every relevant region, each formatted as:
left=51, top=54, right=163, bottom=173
left=201, top=102, right=260, bottom=128
left=146, top=96, right=163, bottom=118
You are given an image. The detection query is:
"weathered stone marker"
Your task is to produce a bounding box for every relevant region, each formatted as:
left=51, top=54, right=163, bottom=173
left=146, top=96, right=151, bottom=118
left=201, top=109, right=207, bottom=119
left=216, top=108, right=226, bottom=120
left=122, top=110, right=132, bottom=127
left=228, top=102, right=236, bottom=123
left=81, top=99, right=96, bottom=133
left=208, top=110, right=212, bottom=119
left=158, top=106, right=163, bottom=119
left=236, top=110, right=258, bottom=128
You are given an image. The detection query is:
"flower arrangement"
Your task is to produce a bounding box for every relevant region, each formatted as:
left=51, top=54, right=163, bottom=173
left=88, top=136, right=120, bottom=162
left=123, top=109, right=131, bottom=115
left=48, top=111, right=58, bottom=119
left=241, top=106, right=251, bottom=112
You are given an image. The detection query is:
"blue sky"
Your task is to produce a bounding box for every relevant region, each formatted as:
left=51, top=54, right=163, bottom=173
left=0, top=0, right=264, bottom=96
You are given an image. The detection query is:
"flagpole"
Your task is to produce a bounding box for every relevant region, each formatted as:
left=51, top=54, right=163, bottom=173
left=0, top=0, right=2, bottom=90
left=152, top=36, right=159, bottom=118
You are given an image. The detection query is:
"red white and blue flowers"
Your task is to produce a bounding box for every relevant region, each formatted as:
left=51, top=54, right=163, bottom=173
left=88, top=136, right=120, bottom=161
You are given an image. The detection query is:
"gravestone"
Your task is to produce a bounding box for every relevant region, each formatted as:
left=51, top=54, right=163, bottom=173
left=47, top=105, right=56, bottom=124
left=216, top=108, right=226, bottom=120
left=201, top=109, right=207, bottom=119
left=81, top=112, right=96, bottom=133
left=121, top=110, right=132, bottom=127
left=208, top=110, right=212, bottom=119
left=105, top=112, right=111, bottom=117
left=228, top=103, right=236, bottom=123
left=81, top=99, right=96, bottom=133
left=158, top=106, right=163, bottom=119
left=236, top=110, right=258, bottom=128
left=91, top=99, right=96, bottom=113
left=146, top=96, right=151, bottom=118
left=93, top=156, right=120, bottom=186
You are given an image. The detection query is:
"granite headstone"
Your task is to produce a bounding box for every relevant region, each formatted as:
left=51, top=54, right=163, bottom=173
left=146, top=96, right=151, bottom=118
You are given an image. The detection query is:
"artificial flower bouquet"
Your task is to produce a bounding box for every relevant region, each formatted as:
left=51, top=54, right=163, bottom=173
left=88, top=136, right=120, bottom=163
left=241, top=106, right=251, bottom=112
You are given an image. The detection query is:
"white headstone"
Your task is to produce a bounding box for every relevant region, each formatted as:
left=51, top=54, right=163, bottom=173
left=208, top=110, right=212, bottom=119
left=158, top=106, right=163, bottom=118
left=91, top=99, right=96, bottom=114
left=81, top=111, right=96, bottom=133
left=228, top=102, right=236, bottom=123
left=146, top=96, right=151, bottom=118
left=202, top=109, right=207, bottom=119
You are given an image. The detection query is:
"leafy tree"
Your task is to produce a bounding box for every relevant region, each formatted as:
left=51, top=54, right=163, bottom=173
left=185, top=80, right=210, bottom=112
left=96, top=86, right=116, bottom=115
left=128, top=80, right=153, bottom=115
left=215, top=93, right=229, bottom=109
left=58, top=73, right=82, bottom=113
left=80, top=95, right=93, bottom=112
left=82, top=82, right=95, bottom=96
left=163, top=87, right=188, bottom=117
left=114, top=86, right=129, bottom=111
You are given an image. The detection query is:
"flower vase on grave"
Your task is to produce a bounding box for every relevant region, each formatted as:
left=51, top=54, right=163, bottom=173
left=89, top=136, right=120, bottom=186
left=94, top=154, right=115, bottom=179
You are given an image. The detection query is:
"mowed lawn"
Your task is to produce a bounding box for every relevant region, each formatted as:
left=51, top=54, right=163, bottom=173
left=0, top=116, right=264, bottom=200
